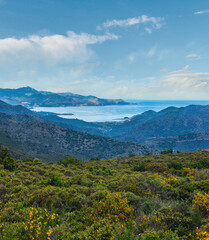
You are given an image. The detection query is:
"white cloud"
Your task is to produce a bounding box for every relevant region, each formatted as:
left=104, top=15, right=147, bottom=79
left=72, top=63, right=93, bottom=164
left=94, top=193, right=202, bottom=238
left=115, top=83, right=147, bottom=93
left=194, top=9, right=209, bottom=15
left=163, top=66, right=209, bottom=91
left=0, top=31, right=118, bottom=66
left=69, top=67, right=209, bottom=99
left=5, top=65, right=209, bottom=100
left=98, top=15, right=164, bottom=32
left=185, top=54, right=200, bottom=59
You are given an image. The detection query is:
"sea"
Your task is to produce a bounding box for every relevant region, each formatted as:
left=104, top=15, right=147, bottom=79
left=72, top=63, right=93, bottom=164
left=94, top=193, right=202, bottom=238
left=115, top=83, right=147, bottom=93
left=32, top=100, right=209, bottom=123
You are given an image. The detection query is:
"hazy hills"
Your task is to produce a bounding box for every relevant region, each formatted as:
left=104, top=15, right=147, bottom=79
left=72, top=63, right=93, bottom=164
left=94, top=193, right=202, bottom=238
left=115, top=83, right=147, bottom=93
left=145, top=130, right=209, bottom=152
left=118, top=105, right=209, bottom=142
left=41, top=104, right=209, bottom=152
left=0, top=99, right=34, bottom=115
left=2, top=97, right=209, bottom=157
left=0, top=101, right=156, bottom=160
left=0, top=87, right=130, bottom=107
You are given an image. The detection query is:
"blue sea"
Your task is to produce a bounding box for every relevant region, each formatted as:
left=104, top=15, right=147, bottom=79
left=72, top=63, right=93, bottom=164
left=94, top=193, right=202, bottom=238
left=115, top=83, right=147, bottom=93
left=32, top=100, right=209, bottom=122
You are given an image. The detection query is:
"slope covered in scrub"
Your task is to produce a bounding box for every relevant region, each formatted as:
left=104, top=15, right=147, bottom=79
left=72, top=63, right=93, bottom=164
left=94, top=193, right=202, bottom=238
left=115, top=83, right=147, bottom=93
left=0, top=147, right=209, bottom=239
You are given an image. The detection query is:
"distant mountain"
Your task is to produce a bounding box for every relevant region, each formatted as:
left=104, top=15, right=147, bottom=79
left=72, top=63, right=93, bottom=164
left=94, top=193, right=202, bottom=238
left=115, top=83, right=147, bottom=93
left=145, top=130, right=209, bottom=152
left=2, top=98, right=209, bottom=155
left=118, top=105, right=209, bottom=143
left=40, top=109, right=159, bottom=138
left=0, top=100, right=156, bottom=160
left=0, top=87, right=130, bottom=107
left=42, top=104, right=209, bottom=152
left=0, top=100, right=34, bottom=115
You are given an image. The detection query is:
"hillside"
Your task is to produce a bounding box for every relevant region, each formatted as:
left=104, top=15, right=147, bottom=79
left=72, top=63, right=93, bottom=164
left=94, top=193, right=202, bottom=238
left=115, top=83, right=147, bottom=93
left=0, top=112, right=156, bottom=160
left=146, top=130, right=209, bottom=152
left=1, top=148, right=209, bottom=239
left=0, top=100, right=34, bottom=115
left=44, top=105, right=209, bottom=142
left=118, top=105, right=209, bottom=143
left=0, top=87, right=130, bottom=107
left=41, top=104, right=209, bottom=152
left=2, top=99, right=209, bottom=154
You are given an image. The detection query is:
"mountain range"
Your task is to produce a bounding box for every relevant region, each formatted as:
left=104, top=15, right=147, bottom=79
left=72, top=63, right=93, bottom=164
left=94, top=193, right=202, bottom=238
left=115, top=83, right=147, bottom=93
left=0, top=87, right=130, bottom=107
left=38, top=104, right=209, bottom=153
left=0, top=100, right=155, bottom=160
left=1, top=89, right=209, bottom=159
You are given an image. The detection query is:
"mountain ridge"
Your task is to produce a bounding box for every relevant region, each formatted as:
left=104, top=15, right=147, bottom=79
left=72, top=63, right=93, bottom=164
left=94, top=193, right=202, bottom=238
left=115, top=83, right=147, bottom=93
left=2, top=97, right=209, bottom=154
left=0, top=100, right=157, bottom=160
left=0, top=86, right=131, bottom=107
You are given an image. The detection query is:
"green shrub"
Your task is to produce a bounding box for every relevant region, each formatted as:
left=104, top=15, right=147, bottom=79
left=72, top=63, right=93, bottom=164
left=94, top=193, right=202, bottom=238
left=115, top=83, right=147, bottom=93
left=146, top=163, right=166, bottom=173
left=57, top=156, right=81, bottom=167
left=156, top=207, right=194, bottom=236
left=132, top=163, right=147, bottom=172
left=46, top=174, right=63, bottom=187
left=140, top=229, right=161, bottom=240
left=167, top=161, right=183, bottom=170
left=192, top=159, right=209, bottom=169
left=0, top=146, right=16, bottom=171
left=161, top=149, right=173, bottom=154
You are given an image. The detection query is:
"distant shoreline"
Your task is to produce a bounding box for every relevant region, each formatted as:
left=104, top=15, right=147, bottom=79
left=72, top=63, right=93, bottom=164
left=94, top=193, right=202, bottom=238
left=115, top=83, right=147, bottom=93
left=32, top=100, right=209, bottom=123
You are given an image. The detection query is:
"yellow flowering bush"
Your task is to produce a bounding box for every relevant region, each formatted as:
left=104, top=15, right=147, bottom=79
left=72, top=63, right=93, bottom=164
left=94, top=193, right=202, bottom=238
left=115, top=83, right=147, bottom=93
left=22, top=207, right=59, bottom=240
left=184, top=167, right=197, bottom=179
left=92, top=192, right=133, bottom=222
left=138, top=215, right=150, bottom=231
left=146, top=163, right=167, bottom=173
left=196, top=228, right=209, bottom=239
left=193, top=192, right=209, bottom=213
left=162, top=175, right=178, bottom=184
left=146, top=172, right=162, bottom=180
left=0, top=222, right=4, bottom=234
left=118, top=176, right=141, bottom=195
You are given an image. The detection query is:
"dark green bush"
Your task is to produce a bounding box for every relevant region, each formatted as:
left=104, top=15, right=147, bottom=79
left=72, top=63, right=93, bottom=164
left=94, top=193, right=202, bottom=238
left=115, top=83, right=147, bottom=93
left=146, top=163, right=166, bottom=173
left=0, top=146, right=16, bottom=171
left=192, top=159, right=209, bottom=169
left=46, top=174, right=63, bottom=187
left=167, top=161, right=183, bottom=170
left=57, top=156, right=82, bottom=167
left=161, top=149, right=173, bottom=154
left=132, top=163, right=146, bottom=172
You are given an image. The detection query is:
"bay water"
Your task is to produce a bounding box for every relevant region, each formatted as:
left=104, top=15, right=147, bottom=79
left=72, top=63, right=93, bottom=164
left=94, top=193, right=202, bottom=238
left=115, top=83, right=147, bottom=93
left=32, top=100, right=209, bottom=122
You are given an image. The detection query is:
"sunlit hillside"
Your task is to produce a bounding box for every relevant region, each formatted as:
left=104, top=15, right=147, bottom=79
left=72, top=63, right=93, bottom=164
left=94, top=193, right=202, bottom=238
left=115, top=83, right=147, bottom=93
left=1, top=146, right=209, bottom=239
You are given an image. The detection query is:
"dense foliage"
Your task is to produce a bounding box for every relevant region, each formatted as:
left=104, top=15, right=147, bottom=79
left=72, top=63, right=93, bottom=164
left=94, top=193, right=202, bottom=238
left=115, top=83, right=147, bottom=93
left=1, top=146, right=209, bottom=239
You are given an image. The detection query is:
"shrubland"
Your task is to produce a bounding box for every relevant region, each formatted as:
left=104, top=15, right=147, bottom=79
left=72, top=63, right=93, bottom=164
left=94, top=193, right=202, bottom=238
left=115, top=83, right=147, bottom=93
left=0, top=146, right=209, bottom=239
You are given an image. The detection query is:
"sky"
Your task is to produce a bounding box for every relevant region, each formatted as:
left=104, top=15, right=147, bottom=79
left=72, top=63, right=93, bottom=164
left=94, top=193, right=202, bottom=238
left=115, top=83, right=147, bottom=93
left=0, top=0, right=209, bottom=99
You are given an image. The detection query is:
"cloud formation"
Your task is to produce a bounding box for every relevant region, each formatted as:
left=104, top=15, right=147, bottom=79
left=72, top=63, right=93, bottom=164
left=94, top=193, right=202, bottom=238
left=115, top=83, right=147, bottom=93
left=194, top=9, right=209, bottom=15
left=0, top=31, right=118, bottom=66
left=185, top=54, right=199, bottom=59
left=98, top=15, right=164, bottom=31
left=163, top=65, right=209, bottom=91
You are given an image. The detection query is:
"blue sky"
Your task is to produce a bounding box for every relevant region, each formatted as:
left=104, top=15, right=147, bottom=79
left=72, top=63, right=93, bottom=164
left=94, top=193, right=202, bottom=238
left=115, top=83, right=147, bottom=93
left=0, top=0, right=209, bottom=99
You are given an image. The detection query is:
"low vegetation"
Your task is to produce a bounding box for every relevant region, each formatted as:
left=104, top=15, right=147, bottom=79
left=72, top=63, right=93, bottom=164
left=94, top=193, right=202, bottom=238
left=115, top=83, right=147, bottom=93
left=1, top=146, right=209, bottom=239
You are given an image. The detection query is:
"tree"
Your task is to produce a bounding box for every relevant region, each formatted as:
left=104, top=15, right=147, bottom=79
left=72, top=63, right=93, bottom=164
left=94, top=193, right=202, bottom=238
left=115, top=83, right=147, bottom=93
left=0, top=146, right=16, bottom=171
